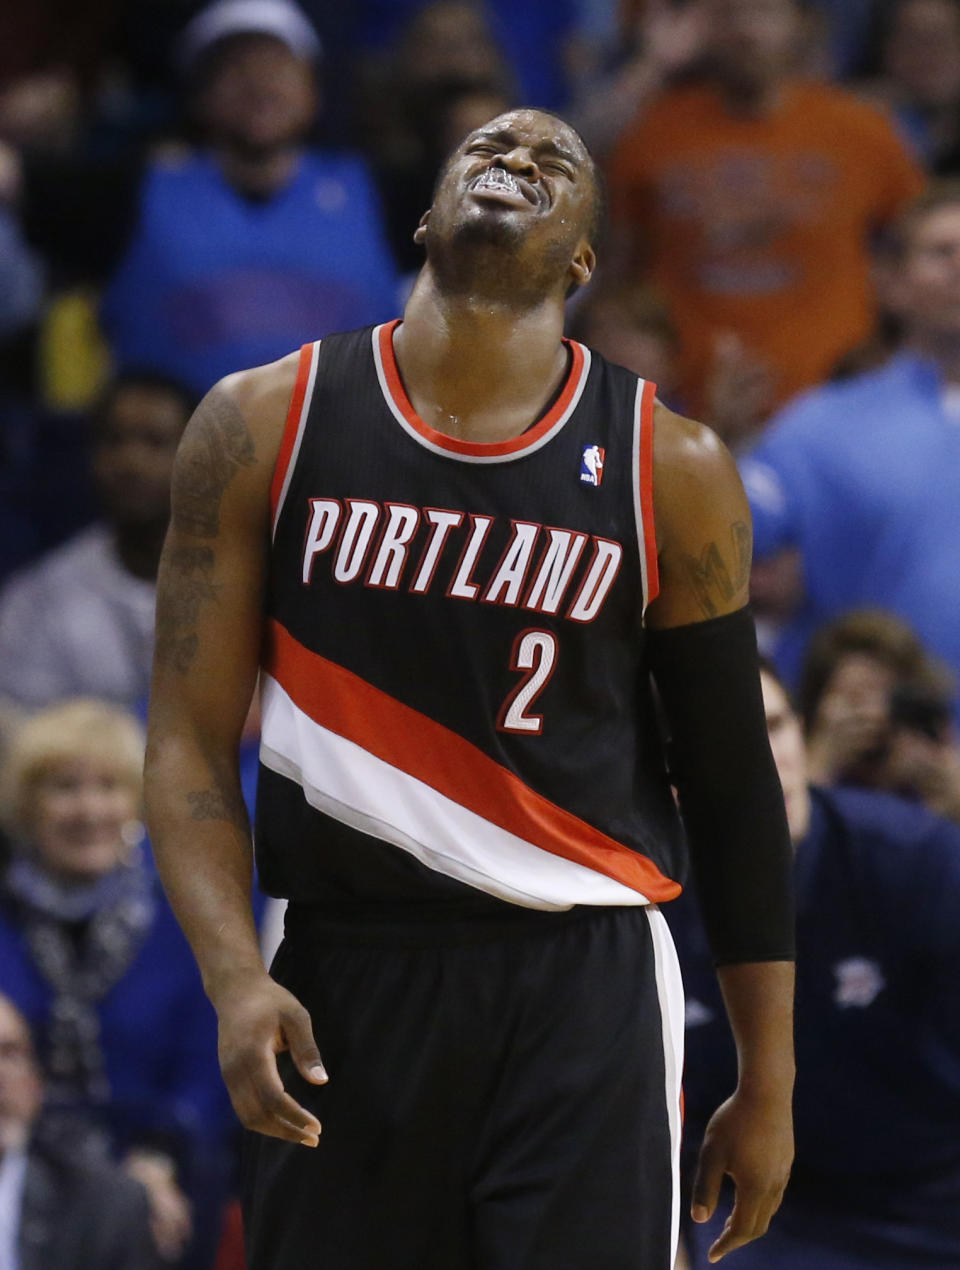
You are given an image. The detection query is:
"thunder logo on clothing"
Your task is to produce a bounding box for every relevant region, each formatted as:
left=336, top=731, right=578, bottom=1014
left=299, top=498, right=624, bottom=624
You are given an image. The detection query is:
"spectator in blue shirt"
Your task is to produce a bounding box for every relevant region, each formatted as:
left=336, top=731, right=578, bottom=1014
left=741, top=181, right=960, bottom=704
left=101, top=0, right=399, bottom=396
left=671, top=657, right=960, bottom=1269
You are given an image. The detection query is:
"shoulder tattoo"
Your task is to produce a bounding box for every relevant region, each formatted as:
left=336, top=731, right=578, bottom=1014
left=172, top=387, right=256, bottom=538
left=681, top=519, right=752, bottom=619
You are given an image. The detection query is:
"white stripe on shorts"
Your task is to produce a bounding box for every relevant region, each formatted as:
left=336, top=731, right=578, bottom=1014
left=646, top=905, right=685, bottom=1267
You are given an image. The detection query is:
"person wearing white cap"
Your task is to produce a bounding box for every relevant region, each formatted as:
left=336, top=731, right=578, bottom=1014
left=99, top=0, right=398, bottom=397
left=177, top=0, right=323, bottom=70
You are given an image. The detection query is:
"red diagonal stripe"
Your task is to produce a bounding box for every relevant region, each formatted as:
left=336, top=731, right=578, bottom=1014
left=263, top=619, right=681, bottom=901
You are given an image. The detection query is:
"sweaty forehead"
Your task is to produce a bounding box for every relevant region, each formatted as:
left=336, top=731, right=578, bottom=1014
left=464, top=110, right=587, bottom=163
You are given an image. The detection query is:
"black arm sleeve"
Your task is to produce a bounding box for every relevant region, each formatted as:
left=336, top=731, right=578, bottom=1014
left=646, top=605, right=795, bottom=965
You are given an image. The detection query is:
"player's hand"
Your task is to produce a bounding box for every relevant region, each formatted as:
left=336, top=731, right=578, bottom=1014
left=691, top=1085, right=794, bottom=1262
left=213, top=969, right=327, bottom=1146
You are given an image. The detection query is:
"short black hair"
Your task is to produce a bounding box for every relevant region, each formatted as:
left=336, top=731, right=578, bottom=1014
left=92, top=369, right=199, bottom=434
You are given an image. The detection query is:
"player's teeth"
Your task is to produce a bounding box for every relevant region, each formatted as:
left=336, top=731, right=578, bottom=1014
left=476, top=169, right=519, bottom=192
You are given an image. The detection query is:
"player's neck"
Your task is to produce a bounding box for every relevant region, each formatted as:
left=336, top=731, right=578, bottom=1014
left=394, top=271, right=569, bottom=444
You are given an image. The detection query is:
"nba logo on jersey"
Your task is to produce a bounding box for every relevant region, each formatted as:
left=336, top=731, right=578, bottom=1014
left=580, top=445, right=605, bottom=487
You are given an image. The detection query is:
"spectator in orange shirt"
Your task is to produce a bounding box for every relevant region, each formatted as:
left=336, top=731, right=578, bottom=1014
left=608, top=0, right=926, bottom=416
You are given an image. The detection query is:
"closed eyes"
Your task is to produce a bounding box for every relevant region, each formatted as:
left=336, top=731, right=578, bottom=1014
left=466, top=143, right=574, bottom=179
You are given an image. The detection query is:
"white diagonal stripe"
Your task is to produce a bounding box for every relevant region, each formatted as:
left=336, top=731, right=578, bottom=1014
left=259, top=673, right=650, bottom=911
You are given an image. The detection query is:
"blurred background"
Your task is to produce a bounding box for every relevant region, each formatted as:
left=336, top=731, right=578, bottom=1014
left=0, top=1, right=958, bottom=1267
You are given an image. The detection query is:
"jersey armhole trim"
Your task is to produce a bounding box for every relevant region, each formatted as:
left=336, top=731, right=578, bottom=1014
left=270, top=341, right=321, bottom=539
left=633, top=377, right=660, bottom=612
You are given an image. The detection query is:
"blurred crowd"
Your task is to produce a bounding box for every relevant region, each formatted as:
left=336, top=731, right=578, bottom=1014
left=0, top=0, right=959, bottom=1266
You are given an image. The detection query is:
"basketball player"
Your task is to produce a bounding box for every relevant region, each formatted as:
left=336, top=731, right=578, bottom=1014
left=144, top=109, right=795, bottom=1269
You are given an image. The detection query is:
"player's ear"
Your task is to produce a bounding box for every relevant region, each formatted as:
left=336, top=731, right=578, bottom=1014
left=568, top=240, right=596, bottom=291
left=413, top=210, right=431, bottom=247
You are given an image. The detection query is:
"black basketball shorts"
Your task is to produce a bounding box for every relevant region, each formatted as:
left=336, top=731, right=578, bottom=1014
left=242, top=902, right=684, bottom=1270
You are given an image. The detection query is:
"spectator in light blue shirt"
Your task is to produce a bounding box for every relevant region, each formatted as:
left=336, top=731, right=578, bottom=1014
left=740, top=182, right=960, bottom=711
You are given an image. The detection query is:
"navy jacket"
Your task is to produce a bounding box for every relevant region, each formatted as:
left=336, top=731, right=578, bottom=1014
left=670, top=785, right=960, bottom=1263
left=19, top=1144, right=158, bottom=1270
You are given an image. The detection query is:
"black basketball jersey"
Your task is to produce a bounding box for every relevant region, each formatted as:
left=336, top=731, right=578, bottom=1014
left=255, top=321, right=685, bottom=911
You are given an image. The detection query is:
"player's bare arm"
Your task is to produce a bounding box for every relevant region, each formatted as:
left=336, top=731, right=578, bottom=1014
left=647, top=404, right=752, bottom=628
left=145, top=355, right=328, bottom=1148
left=647, top=404, right=796, bottom=1264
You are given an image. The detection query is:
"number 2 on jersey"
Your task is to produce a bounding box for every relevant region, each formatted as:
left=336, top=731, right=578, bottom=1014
left=498, top=629, right=558, bottom=735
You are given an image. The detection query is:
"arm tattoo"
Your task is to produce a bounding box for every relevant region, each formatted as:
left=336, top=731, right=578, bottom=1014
left=186, top=778, right=249, bottom=830
left=155, top=389, right=257, bottom=672
left=173, top=387, right=256, bottom=538
left=155, top=546, right=219, bottom=673
left=682, top=520, right=752, bottom=619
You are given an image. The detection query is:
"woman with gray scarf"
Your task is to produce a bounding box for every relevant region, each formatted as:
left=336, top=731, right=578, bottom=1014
left=0, top=700, right=232, bottom=1267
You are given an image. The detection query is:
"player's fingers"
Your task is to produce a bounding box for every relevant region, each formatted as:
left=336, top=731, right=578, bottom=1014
left=690, top=1140, right=726, bottom=1223
left=226, top=1071, right=312, bottom=1143
left=256, top=1074, right=322, bottom=1139
left=708, top=1209, right=754, bottom=1262
left=228, top=1047, right=322, bottom=1142
left=281, top=1001, right=329, bottom=1085
left=246, top=1108, right=317, bottom=1145
left=707, top=1184, right=781, bottom=1263
left=238, top=1078, right=321, bottom=1145
left=707, top=1212, right=738, bottom=1264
